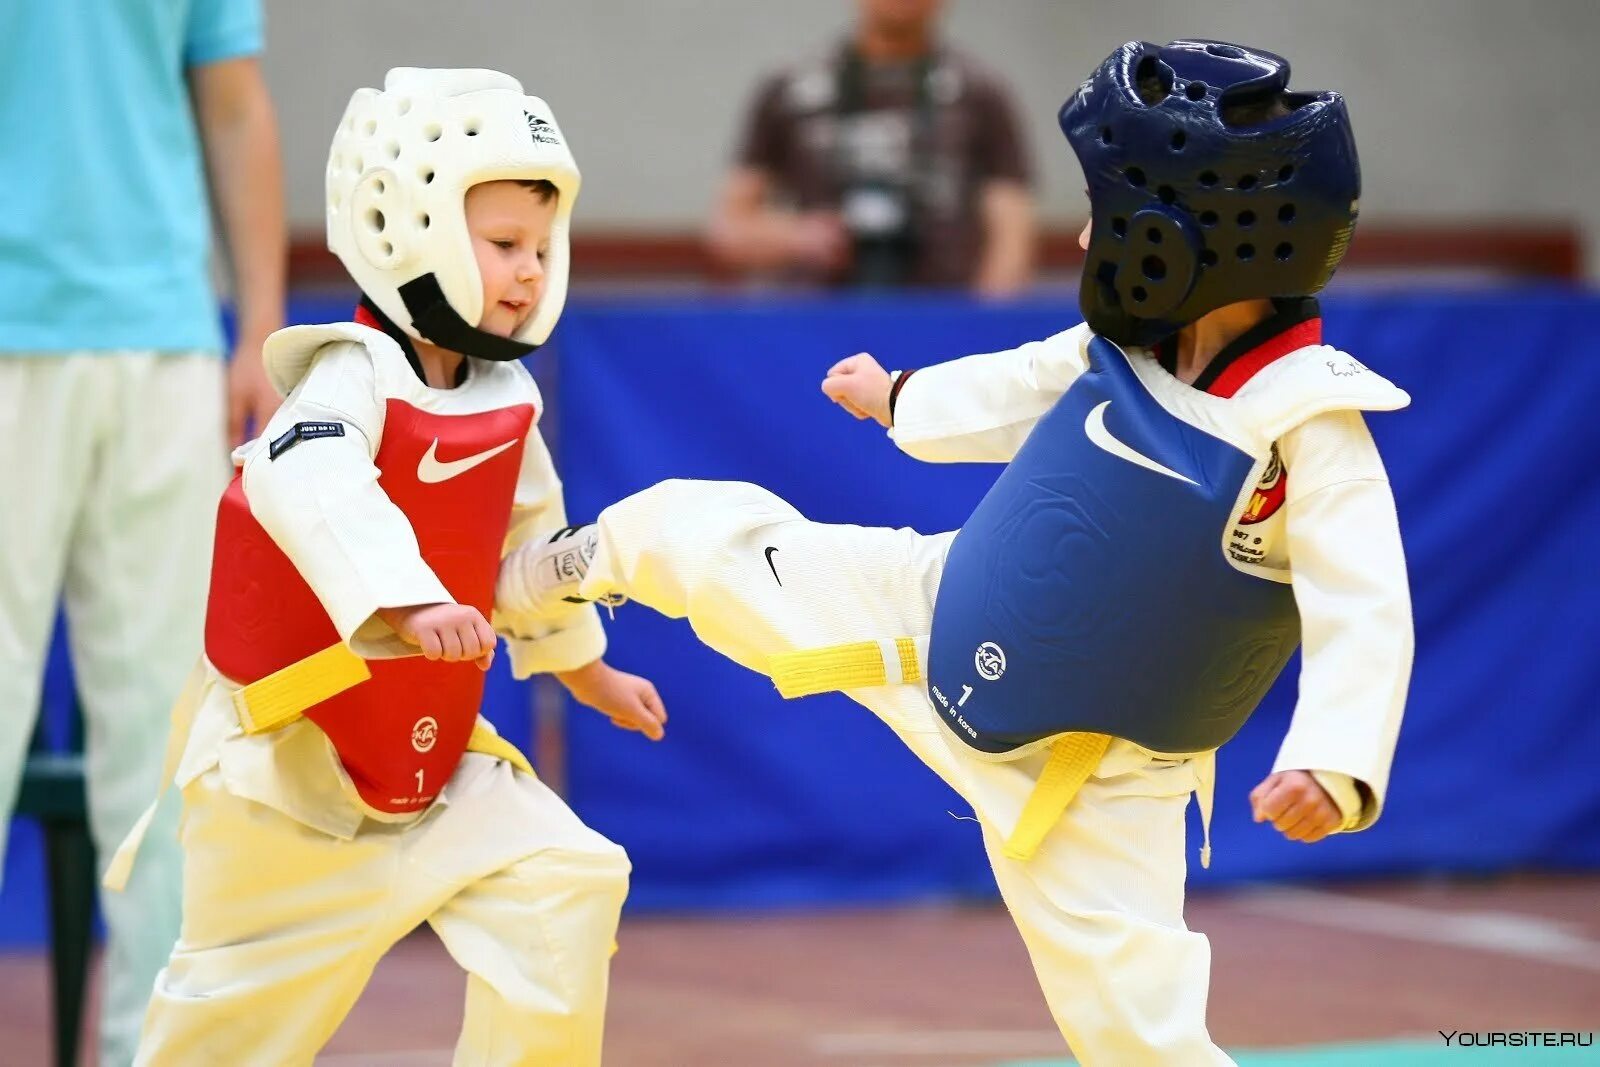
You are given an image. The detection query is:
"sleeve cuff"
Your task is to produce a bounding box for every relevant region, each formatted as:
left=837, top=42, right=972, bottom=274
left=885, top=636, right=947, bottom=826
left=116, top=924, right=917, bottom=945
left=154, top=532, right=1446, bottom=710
left=185, top=26, right=263, bottom=66
left=504, top=609, right=608, bottom=679
left=185, top=4, right=264, bottom=67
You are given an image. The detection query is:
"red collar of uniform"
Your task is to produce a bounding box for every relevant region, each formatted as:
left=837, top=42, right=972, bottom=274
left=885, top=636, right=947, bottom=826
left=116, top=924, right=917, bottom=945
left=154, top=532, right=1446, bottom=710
left=1156, top=297, right=1323, bottom=398
left=353, top=303, right=385, bottom=332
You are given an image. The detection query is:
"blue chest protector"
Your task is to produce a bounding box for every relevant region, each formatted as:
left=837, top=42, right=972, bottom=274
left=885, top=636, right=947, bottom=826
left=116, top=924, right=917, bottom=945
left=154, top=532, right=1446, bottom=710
left=926, top=337, right=1300, bottom=755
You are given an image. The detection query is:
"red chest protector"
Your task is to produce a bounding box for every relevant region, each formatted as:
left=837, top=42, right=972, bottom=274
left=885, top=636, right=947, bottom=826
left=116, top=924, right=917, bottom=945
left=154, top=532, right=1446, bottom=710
left=206, top=390, right=534, bottom=814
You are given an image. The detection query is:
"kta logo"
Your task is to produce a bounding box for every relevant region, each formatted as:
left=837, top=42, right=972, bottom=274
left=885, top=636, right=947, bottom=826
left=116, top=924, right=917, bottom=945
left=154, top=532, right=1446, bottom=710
left=975, top=641, right=1007, bottom=681
left=411, top=716, right=439, bottom=753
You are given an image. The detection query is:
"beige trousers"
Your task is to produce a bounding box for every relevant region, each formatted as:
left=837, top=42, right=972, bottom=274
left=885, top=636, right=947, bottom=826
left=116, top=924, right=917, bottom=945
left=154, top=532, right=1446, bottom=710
left=135, top=672, right=629, bottom=1066
left=580, top=480, right=1234, bottom=1067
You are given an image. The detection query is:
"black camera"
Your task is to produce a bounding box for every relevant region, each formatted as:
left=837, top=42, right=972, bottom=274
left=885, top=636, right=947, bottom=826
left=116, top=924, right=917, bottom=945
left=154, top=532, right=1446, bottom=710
left=841, top=180, right=920, bottom=288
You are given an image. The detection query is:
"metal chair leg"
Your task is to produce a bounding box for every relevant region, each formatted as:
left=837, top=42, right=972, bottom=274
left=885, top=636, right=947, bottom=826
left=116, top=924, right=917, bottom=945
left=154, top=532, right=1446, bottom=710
left=42, top=814, right=94, bottom=1067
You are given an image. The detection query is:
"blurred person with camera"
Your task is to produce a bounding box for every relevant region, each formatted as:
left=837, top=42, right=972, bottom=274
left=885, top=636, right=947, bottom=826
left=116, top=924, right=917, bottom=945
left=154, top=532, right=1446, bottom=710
left=709, top=0, right=1036, bottom=294
left=0, top=1, right=284, bottom=1061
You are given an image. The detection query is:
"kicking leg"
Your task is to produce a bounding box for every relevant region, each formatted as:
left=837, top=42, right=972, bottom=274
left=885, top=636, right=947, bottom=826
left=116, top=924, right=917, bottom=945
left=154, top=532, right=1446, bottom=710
left=572, top=479, right=970, bottom=756
left=581, top=479, right=952, bottom=677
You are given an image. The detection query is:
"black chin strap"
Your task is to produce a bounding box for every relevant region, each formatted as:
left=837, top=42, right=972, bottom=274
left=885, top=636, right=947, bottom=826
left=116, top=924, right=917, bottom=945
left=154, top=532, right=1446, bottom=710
left=398, top=274, right=539, bottom=362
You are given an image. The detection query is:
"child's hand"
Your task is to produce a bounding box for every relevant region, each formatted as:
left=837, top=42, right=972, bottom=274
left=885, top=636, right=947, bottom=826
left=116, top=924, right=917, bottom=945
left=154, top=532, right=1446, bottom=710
left=377, top=603, right=497, bottom=671
left=556, top=659, right=668, bottom=741
left=822, top=353, right=894, bottom=428
left=1249, top=770, right=1342, bottom=843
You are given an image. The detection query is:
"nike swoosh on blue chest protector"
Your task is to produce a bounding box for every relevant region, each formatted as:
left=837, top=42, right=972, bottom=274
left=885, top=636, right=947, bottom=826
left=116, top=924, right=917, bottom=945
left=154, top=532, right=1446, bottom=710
left=926, top=336, right=1300, bottom=755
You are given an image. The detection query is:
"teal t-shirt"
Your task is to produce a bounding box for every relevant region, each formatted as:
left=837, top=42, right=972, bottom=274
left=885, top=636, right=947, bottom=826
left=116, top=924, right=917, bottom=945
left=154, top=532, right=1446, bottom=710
left=0, top=0, right=263, bottom=354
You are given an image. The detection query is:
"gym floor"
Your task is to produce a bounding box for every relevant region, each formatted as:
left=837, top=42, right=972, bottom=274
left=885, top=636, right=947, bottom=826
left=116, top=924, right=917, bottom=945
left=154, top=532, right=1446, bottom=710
left=1, top=874, right=1594, bottom=1065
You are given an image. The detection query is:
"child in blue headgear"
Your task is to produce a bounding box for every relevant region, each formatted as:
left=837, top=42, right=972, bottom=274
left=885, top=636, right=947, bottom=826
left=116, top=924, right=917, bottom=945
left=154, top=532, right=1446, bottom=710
left=504, top=40, right=1411, bottom=1064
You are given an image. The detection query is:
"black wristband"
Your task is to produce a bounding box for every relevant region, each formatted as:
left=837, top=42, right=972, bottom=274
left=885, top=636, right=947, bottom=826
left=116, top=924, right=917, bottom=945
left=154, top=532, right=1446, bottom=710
left=888, top=368, right=916, bottom=424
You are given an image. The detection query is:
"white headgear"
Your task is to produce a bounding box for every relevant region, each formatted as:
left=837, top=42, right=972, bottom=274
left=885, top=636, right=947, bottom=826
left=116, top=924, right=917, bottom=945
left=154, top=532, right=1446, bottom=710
left=326, top=68, right=580, bottom=359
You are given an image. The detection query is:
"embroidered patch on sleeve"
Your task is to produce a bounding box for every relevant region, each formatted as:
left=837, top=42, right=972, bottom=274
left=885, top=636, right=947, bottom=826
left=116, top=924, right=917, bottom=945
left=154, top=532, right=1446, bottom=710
left=269, top=421, right=346, bottom=460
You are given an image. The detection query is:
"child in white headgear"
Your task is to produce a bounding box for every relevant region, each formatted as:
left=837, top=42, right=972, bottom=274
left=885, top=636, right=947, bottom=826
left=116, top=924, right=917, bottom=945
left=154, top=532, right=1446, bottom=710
left=110, top=68, right=666, bottom=1066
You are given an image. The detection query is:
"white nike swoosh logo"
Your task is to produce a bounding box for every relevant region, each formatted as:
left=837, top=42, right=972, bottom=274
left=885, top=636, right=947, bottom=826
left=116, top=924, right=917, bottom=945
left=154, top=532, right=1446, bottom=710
left=417, top=438, right=517, bottom=484
left=1083, top=401, right=1198, bottom=485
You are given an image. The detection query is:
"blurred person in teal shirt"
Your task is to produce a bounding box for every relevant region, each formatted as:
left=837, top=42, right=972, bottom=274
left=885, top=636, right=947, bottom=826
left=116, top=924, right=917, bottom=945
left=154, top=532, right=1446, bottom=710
left=0, top=1, right=284, bottom=1062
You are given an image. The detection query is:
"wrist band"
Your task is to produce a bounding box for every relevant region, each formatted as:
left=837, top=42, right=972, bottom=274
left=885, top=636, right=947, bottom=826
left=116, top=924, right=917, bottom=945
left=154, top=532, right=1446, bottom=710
left=888, top=368, right=916, bottom=423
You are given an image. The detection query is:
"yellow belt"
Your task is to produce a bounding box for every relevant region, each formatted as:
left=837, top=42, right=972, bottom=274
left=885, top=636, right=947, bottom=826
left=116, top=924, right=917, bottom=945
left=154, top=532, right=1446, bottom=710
left=236, top=645, right=601, bottom=943
left=233, top=642, right=535, bottom=777
left=768, top=638, right=1109, bottom=861
left=1001, top=732, right=1111, bottom=861
left=105, top=644, right=538, bottom=896
left=769, top=637, right=924, bottom=697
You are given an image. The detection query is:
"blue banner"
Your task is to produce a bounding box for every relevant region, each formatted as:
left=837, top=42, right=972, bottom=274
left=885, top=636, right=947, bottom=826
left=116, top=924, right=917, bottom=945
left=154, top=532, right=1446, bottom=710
left=6, top=289, right=1597, bottom=945
left=553, top=290, right=1600, bottom=908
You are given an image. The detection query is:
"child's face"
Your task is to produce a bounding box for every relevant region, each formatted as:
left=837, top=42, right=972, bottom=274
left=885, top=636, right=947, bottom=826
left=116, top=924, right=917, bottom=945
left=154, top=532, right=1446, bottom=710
left=465, top=180, right=559, bottom=338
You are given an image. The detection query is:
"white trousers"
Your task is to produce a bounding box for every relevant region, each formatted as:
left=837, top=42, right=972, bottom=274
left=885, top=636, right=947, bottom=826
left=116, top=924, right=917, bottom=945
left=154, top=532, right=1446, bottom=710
left=135, top=677, right=630, bottom=1066
left=0, top=352, right=227, bottom=1067
left=582, top=480, right=1234, bottom=1067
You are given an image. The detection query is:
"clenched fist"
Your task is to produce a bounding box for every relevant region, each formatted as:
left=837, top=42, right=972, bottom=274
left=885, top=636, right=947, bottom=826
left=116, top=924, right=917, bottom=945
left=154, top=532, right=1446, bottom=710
left=821, top=352, right=894, bottom=428
left=1250, top=770, right=1342, bottom=844
left=377, top=602, right=497, bottom=671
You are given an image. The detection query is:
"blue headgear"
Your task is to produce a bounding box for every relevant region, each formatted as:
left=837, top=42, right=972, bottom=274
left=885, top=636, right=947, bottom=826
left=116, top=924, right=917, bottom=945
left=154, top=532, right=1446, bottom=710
left=1060, top=40, right=1359, bottom=347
